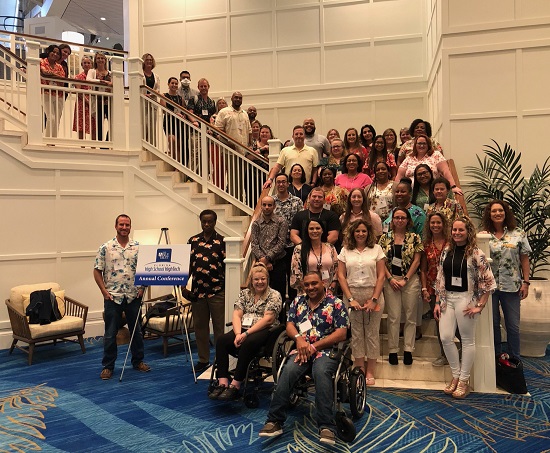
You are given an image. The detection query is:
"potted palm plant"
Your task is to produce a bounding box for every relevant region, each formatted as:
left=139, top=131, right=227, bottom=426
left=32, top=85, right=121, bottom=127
left=465, top=140, right=550, bottom=277
left=465, top=140, right=550, bottom=357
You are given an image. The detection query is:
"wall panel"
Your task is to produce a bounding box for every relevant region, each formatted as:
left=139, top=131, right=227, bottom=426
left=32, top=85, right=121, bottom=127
left=448, top=0, right=515, bottom=27
left=276, top=8, right=320, bottom=47
left=143, top=23, right=185, bottom=58
left=277, top=49, right=321, bottom=87
left=230, top=13, right=272, bottom=51
left=231, top=53, right=274, bottom=90
left=521, top=47, right=550, bottom=112
left=186, top=18, right=227, bottom=56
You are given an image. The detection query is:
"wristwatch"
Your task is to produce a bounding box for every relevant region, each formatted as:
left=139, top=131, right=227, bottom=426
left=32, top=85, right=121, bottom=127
left=475, top=302, right=484, bottom=309
left=348, top=297, right=355, bottom=303
left=403, top=276, right=409, bottom=282
left=294, top=333, right=302, bottom=339
left=372, top=297, right=378, bottom=303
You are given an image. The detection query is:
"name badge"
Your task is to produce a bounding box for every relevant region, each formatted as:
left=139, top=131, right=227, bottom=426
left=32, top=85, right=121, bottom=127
left=424, top=203, right=430, bottom=212
left=383, top=223, right=389, bottom=233
left=202, top=109, right=209, bottom=116
left=452, top=276, right=463, bottom=286
left=322, top=270, right=330, bottom=280
left=299, top=319, right=312, bottom=333
left=392, top=257, right=402, bottom=267
left=242, top=314, right=254, bottom=328
left=323, top=203, right=331, bottom=211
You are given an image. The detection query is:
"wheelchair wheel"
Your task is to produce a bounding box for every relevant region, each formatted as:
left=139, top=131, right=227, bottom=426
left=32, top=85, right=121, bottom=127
left=335, top=411, right=356, bottom=442
left=272, top=331, right=294, bottom=384
left=349, top=367, right=366, bottom=419
left=244, top=393, right=260, bottom=409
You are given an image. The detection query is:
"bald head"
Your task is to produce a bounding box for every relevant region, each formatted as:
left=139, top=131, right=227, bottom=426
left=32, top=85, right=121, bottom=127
left=303, top=117, right=316, bottom=136
left=231, top=91, right=243, bottom=110
left=261, top=196, right=275, bottom=218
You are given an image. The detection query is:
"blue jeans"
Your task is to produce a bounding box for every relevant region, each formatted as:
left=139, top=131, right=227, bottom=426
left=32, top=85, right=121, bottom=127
left=266, top=353, right=338, bottom=431
left=102, top=296, right=144, bottom=370
left=493, top=290, right=521, bottom=358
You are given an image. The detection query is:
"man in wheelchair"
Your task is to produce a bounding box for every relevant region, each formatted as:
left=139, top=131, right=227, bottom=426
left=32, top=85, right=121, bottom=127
left=259, top=271, right=349, bottom=445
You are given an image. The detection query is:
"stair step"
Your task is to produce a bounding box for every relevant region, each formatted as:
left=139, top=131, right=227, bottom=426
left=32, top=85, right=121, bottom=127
left=376, top=357, right=453, bottom=382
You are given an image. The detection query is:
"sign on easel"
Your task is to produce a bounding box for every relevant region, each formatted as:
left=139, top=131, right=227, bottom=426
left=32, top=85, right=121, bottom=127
left=134, top=244, right=191, bottom=286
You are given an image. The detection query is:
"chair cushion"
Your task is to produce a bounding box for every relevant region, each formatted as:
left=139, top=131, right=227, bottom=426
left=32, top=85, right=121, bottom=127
left=10, top=282, right=61, bottom=315
left=29, top=316, right=84, bottom=339
left=144, top=312, right=193, bottom=332
left=22, top=290, right=66, bottom=318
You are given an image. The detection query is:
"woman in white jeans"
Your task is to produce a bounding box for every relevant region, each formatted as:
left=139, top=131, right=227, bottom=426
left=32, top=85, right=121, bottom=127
left=434, top=217, right=496, bottom=398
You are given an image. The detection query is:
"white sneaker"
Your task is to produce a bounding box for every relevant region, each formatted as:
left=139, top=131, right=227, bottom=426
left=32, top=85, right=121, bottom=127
left=432, top=356, right=448, bottom=367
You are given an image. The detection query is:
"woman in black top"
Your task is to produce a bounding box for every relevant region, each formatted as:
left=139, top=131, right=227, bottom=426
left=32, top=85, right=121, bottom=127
left=161, top=77, right=187, bottom=162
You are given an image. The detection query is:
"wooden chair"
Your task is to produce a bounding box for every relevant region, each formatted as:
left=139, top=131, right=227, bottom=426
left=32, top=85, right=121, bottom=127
left=5, top=282, right=88, bottom=365
left=142, top=295, right=194, bottom=357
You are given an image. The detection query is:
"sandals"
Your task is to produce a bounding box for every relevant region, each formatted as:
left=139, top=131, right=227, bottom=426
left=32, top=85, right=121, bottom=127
left=366, top=377, right=376, bottom=386
left=444, top=378, right=459, bottom=395
left=452, top=380, right=470, bottom=399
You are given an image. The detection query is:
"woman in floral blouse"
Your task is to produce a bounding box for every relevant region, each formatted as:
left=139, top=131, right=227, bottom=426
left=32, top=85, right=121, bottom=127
left=366, top=162, right=394, bottom=222
left=291, top=219, right=338, bottom=294
left=420, top=212, right=452, bottom=366
left=379, top=207, right=423, bottom=366
left=481, top=200, right=531, bottom=359
left=427, top=177, right=463, bottom=227
left=434, top=217, right=496, bottom=399
left=210, top=263, right=282, bottom=401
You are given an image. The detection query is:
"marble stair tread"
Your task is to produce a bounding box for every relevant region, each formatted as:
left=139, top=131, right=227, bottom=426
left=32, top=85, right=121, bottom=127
left=379, top=334, right=444, bottom=357
left=376, top=357, right=453, bottom=381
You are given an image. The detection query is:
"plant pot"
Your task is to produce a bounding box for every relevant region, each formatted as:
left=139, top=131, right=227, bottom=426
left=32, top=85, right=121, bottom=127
left=520, top=279, right=550, bottom=357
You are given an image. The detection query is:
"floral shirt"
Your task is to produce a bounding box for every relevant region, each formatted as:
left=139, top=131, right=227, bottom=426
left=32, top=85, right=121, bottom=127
left=383, top=204, right=426, bottom=236
left=234, top=288, right=282, bottom=327
left=366, top=181, right=395, bottom=222
left=362, top=153, right=397, bottom=178
left=304, top=185, right=348, bottom=217
left=188, top=231, right=226, bottom=299
left=40, top=58, right=65, bottom=96
left=94, top=238, right=140, bottom=304
left=427, top=199, right=464, bottom=226
left=435, top=247, right=496, bottom=309
left=399, top=150, right=447, bottom=180
left=423, top=240, right=447, bottom=295
left=288, top=293, right=349, bottom=357
left=319, top=156, right=343, bottom=175
left=379, top=231, right=423, bottom=275
left=488, top=228, right=531, bottom=292
left=273, top=193, right=303, bottom=248
left=251, top=214, right=288, bottom=262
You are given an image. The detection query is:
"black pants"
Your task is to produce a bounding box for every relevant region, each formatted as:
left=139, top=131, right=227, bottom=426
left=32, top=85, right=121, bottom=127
left=282, top=246, right=297, bottom=302
left=96, top=99, right=110, bottom=141
left=215, top=328, right=272, bottom=382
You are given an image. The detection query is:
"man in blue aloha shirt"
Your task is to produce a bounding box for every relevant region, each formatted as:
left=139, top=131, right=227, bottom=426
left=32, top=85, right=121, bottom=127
left=259, top=271, right=349, bottom=445
left=94, top=214, right=150, bottom=380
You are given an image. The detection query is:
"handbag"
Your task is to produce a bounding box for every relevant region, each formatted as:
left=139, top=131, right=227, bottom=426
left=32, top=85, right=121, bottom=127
left=495, top=353, right=528, bottom=394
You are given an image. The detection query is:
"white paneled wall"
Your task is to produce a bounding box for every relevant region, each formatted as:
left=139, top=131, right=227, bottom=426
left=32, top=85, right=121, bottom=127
left=139, top=0, right=429, bottom=140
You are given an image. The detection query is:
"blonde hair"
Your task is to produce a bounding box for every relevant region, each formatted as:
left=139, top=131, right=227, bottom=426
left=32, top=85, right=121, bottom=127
left=247, top=262, right=270, bottom=292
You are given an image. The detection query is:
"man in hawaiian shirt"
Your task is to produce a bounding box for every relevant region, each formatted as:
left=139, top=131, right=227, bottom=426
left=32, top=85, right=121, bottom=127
left=259, top=271, right=349, bottom=445
left=182, top=209, right=226, bottom=373
left=94, top=214, right=150, bottom=380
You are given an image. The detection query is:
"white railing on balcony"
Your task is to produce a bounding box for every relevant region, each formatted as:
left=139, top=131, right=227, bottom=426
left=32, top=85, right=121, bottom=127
left=0, top=43, right=27, bottom=127
left=137, top=84, right=269, bottom=214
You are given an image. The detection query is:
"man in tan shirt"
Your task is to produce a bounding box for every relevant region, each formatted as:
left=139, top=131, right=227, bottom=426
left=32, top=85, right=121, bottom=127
left=214, top=91, right=252, bottom=147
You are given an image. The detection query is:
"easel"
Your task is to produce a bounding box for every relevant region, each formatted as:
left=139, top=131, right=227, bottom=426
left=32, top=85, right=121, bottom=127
left=119, top=227, right=198, bottom=382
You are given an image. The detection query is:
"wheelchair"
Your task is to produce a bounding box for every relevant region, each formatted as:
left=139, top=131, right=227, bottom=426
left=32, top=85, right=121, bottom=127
left=273, top=332, right=367, bottom=443
left=207, top=323, right=295, bottom=408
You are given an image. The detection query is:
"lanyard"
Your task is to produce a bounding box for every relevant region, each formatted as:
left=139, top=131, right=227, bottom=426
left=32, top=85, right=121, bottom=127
left=451, top=248, right=465, bottom=279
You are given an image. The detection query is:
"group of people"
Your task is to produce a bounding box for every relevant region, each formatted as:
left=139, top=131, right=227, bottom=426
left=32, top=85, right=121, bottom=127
left=89, top=72, right=532, bottom=442
left=39, top=44, right=113, bottom=141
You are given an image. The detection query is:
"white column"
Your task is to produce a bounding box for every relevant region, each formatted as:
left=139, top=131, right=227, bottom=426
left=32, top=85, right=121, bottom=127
left=25, top=40, right=43, bottom=146
left=224, top=237, right=244, bottom=333
left=267, top=138, right=281, bottom=170
left=127, top=57, right=142, bottom=152
left=471, top=232, right=496, bottom=392
left=110, top=56, right=125, bottom=150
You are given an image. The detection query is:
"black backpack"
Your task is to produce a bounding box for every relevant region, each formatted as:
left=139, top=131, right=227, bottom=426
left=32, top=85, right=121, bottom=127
left=26, top=289, right=62, bottom=325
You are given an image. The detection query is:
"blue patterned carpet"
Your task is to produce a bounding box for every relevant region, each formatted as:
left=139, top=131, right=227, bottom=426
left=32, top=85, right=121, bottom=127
left=0, top=337, right=549, bottom=452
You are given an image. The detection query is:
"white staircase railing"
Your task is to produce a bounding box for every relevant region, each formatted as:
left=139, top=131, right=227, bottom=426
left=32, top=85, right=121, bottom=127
left=0, top=43, right=27, bottom=128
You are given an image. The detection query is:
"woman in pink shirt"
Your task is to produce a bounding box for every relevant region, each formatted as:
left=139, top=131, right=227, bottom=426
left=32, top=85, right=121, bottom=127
left=335, top=153, right=372, bottom=191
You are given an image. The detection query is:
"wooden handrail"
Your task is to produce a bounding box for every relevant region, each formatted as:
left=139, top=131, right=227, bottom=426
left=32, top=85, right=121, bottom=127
left=447, top=159, right=468, bottom=216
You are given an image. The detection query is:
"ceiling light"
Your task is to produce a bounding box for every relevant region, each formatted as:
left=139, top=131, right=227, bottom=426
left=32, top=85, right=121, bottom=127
left=100, top=17, right=106, bottom=21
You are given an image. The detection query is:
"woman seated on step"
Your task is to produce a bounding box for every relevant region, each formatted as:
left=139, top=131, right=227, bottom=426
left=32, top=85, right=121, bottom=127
left=209, top=263, right=282, bottom=401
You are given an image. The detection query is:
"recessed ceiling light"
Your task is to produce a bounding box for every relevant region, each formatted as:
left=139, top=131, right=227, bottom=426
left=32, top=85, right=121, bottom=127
left=100, top=17, right=106, bottom=21
left=106, top=37, right=109, bottom=40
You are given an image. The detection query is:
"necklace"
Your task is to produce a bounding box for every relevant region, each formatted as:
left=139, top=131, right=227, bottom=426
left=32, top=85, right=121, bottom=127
left=311, top=244, right=323, bottom=270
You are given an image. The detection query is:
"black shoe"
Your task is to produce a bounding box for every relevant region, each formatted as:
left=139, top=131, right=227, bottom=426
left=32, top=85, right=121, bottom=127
left=389, top=353, right=398, bottom=365
left=194, top=361, right=210, bottom=373
left=217, top=385, right=240, bottom=401
left=416, top=332, right=423, bottom=341
left=208, top=385, right=227, bottom=400
left=404, top=351, right=413, bottom=365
